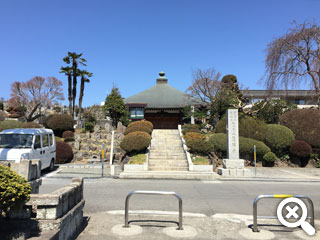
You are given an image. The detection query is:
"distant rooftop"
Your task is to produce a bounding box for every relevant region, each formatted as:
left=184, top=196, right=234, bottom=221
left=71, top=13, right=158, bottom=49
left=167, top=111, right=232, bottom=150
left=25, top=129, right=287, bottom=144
left=241, top=89, right=316, bottom=98
left=124, top=72, right=199, bottom=108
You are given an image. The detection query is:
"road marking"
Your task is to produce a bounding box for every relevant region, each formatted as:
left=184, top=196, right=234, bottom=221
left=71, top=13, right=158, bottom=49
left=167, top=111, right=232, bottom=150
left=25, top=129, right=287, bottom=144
left=201, top=180, right=222, bottom=184
left=107, top=210, right=206, bottom=217
left=279, top=169, right=320, bottom=179
left=41, top=168, right=61, bottom=179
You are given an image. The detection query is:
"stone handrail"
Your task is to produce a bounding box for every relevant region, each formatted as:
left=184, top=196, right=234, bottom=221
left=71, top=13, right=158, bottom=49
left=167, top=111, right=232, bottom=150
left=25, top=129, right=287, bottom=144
left=25, top=178, right=84, bottom=220
left=178, top=125, right=193, bottom=171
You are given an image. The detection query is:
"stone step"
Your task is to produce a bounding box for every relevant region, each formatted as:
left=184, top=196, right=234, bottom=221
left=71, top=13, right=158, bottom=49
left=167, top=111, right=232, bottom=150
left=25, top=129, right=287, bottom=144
left=149, top=153, right=186, bottom=157
left=120, top=171, right=218, bottom=180
left=149, top=159, right=188, bottom=163
left=149, top=155, right=187, bottom=160
left=149, top=162, right=188, bottom=167
left=148, top=166, right=189, bottom=171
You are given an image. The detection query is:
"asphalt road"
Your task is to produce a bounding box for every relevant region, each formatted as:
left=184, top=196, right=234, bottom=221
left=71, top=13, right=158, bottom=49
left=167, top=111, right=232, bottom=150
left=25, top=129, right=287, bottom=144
left=40, top=176, right=320, bottom=218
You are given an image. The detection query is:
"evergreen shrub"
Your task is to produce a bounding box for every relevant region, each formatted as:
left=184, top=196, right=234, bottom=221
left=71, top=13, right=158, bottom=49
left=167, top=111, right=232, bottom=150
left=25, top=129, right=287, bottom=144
left=20, top=122, right=42, bottom=128
left=120, top=131, right=151, bottom=153
left=290, top=140, right=312, bottom=158
left=56, top=141, right=74, bottom=164
left=265, top=124, right=295, bottom=156
left=263, top=152, right=277, bottom=163
left=215, top=114, right=267, bottom=141
left=280, top=109, right=320, bottom=149
left=124, top=121, right=153, bottom=135
left=184, top=132, right=205, bottom=144
left=62, top=130, right=74, bottom=139
left=186, top=138, right=214, bottom=155
left=46, top=114, right=74, bottom=137
left=0, top=165, right=31, bottom=215
left=182, top=124, right=200, bottom=135
left=0, top=120, right=23, bottom=132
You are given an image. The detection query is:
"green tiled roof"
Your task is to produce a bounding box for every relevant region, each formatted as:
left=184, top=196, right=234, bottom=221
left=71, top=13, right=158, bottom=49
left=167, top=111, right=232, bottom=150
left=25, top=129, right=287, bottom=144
left=124, top=72, right=199, bottom=108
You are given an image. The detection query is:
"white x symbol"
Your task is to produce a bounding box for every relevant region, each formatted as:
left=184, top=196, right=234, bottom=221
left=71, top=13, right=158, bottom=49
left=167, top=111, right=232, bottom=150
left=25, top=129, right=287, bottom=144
left=285, top=205, right=299, bottom=219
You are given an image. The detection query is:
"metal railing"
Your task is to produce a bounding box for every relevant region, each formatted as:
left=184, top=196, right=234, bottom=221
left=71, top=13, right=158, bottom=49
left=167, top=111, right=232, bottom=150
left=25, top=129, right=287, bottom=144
left=253, top=194, right=315, bottom=232
left=124, top=190, right=183, bottom=230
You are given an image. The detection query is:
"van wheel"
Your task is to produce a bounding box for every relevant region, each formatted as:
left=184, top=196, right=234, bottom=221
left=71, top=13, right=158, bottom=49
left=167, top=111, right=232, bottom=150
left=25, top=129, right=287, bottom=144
left=49, top=159, right=55, bottom=171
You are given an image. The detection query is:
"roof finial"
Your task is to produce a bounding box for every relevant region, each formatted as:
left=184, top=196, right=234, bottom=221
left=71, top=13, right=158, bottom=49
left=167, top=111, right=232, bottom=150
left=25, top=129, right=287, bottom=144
left=156, top=71, right=168, bottom=84
left=159, top=71, right=165, bottom=77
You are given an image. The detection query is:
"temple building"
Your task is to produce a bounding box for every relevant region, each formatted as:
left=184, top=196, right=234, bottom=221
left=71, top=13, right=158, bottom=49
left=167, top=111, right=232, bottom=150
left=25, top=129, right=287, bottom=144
left=124, top=72, right=199, bottom=129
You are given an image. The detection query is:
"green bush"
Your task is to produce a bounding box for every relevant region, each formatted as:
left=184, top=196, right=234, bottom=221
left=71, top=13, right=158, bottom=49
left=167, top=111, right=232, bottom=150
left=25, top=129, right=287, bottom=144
left=184, top=132, right=205, bottom=144
left=290, top=140, right=312, bottom=158
left=263, top=152, right=277, bottom=163
left=83, top=111, right=96, bottom=132
left=120, top=131, right=151, bottom=153
left=46, top=114, right=74, bottom=137
left=64, top=137, right=75, bottom=142
left=265, top=124, right=295, bottom=156
left=280, top=109, right=320, bottom=149
left=128, top=120, right=153, bottom=130
left=124, top=121, right=153, bottom=135
left=62, top=130, right=74, bottom=139
left=215, top=114, right=267, bottom=141
left=187, top=138, right=214, bottom=155
left=0, top=120, right=23, bottom=132
left=0, top=165, right=31, bottom=215
left=182, top=124, right=200, bottom=135
left=20, top=122, right=42, bottom=128
left=209, top=133, right=270, bottom=160
left=56, top=141, right=73, bottom=164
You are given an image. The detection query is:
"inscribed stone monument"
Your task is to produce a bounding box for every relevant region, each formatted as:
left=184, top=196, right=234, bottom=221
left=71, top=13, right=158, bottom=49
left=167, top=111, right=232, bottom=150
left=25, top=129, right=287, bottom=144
left=218, top=109, right=251, bottom=177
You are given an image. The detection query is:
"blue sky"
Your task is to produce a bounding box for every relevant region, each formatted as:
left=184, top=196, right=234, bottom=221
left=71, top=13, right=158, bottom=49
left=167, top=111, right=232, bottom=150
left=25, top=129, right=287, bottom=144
left=0, top=0, right=319, bottom=107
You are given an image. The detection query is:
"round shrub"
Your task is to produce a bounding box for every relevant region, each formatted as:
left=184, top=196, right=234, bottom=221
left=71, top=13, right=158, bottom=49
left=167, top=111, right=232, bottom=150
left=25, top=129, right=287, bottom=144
left=187, top=138, right=214, bottom=155
left=56, top=141, right=74, bottom=164
left=62, top=130, right=74, bottom=139
left=280, top=109, right=320, bottom=149
left=290, top=140, right=312, bottom=158
left=120, top=131, right=151, bottom=153
left=0, top=111, right=7, bottom=121
left=209, top=133, right=270, bottom=160
left=124, top=124, right=152, bottom=135
left=0, top=165, right=31, bottom=215
left=265, top=124, right=295, bottom=156
left=128, top=120, right=153, bottom=130
left=215, top=114, right=267, bottom=141
left=46, top=114, right=74, bottom=137
left=182, top=124, right=200, bottom=135
left=64, top=137, right=75, bottom=142
left=0, top=120, right=23, bottom=132
left=20, top=122, right=42, bottom=128
left=184, top=132, right=205, bottom=144
left=263, top=152, right=277, bottom=163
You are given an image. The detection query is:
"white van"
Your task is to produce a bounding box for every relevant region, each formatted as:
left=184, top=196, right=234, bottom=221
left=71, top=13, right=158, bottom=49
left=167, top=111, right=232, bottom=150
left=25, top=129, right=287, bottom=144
left=0, top=128, right=56, bottom=171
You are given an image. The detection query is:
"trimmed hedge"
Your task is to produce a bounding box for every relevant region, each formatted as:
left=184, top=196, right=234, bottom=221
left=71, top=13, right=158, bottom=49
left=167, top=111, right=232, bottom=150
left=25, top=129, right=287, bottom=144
left=62, top=130, right=74, bottom=139
left=56, top=141, right=74, bottom=164
left=186, top=138, right=214, bottom=155
left=215, top=114, right=267, bottom=142
left=182, top=124, right=200, bottom=135
left=265, top=124, right=295, bottom=156
left=209, top=133, right=270, bottom=160
left=120, top=131, right=151, bottom=153
left=20, top=122, right=42, bottom=128
left=124, top=121, right=153, bottom=135
left=290, top=140, right=312, bottom=158
left=280, top=109, right=320, bottom=149
left=46, top=114, right=74, bottom=137
left=184, top=132, right=205, bottom=144
left=0, top=120, right=23, bottom=132
left=0, top=165, right=31, bottom=215
left=128, top=120, right=153, bottom=130
left=263, top=152, right=277, bottom=163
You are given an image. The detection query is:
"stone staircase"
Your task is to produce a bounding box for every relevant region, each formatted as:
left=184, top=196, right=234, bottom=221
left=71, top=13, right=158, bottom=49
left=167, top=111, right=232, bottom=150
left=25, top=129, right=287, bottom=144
left=148, top=130, right=188, bottom=171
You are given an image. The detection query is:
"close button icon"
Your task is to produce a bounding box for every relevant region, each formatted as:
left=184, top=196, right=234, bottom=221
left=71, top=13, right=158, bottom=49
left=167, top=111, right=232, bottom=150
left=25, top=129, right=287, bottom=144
left=277, top=197, right=315, bottom=236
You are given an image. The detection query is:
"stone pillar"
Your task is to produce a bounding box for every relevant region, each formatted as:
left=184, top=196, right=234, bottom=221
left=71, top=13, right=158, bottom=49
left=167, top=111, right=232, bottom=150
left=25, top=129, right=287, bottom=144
left=218, top=109, right=251, bottom=177
left=191, top=106, right=195, bottom=124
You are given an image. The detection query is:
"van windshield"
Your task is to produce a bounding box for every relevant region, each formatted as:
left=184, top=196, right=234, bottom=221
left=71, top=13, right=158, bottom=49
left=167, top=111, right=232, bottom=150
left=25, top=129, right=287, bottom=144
left=0, top=134, right=33, bottom=148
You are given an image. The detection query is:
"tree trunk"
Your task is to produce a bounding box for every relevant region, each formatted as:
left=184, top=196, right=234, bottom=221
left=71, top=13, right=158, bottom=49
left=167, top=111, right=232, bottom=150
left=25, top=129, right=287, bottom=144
left=77, top=77, right=85, bottom=128
left=68, top=74, right=73, bottom=116
left=72, top=73, right=77, bottom=118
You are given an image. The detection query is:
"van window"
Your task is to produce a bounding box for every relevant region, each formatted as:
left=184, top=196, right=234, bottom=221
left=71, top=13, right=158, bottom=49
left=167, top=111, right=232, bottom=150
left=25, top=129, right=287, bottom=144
left=34, top=135, right=41, bottom=149
left=0, top=134, right=33, bottom=148
left=42, top=134, right=49, bottom=147
left=49, top=134, right=54, bottom=146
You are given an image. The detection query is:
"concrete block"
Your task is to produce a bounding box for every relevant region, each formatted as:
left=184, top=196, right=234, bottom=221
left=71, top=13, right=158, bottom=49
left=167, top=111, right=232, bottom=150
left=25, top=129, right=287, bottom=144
left=222, top=159, right=244, bottom=169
